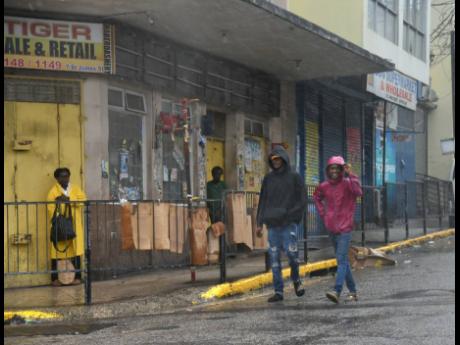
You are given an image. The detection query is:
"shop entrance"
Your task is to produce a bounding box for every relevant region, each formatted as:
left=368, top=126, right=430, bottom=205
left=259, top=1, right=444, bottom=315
left=4, top=77, right=83, bottom=287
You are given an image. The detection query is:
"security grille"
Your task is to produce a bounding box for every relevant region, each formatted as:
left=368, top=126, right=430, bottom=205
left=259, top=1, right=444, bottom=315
left=4, top=78, right=80, bottom=104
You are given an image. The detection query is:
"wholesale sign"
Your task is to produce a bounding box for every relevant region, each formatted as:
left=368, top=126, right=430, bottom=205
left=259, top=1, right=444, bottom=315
left=366, top=71, right=417, bottom=111
left=4, top=16, right=115, bottom=74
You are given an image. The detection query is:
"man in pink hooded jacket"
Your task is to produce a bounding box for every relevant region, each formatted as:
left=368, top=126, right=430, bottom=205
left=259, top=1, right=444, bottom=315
left=313, top=156, right=362, bottom=304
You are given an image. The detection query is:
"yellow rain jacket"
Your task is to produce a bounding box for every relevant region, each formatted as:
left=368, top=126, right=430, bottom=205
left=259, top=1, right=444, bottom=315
left=47, top=183, right=86, bottom=259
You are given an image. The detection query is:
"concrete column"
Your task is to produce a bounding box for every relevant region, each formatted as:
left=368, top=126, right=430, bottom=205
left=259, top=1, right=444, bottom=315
left=82, top=78, right=109, bottom=200
left=279, top=80, right=297, bottom=168
left=190, top=101, right=207, bottom=198
left=151, top=91, right=163, bottom=199
left=224, top=111, right=245, bottom=190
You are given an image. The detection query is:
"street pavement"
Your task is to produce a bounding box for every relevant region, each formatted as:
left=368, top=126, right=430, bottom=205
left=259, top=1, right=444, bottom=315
left=5, top=237, right=455, bottom=345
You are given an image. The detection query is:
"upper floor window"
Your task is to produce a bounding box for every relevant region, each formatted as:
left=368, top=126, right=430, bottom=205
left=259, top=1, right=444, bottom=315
left=368, top=0, right=399, bottom=44
left=403, top=0, right=427, bottom=61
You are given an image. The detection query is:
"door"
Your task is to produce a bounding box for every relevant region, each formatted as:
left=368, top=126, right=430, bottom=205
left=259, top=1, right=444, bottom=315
left=4, top=78, right=83, bottom=288
left=206, top=138, right=225, bottom=183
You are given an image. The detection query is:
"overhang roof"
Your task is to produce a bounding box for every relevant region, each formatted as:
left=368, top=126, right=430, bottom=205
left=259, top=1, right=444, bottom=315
left=4, top=0, right=395, bottom=80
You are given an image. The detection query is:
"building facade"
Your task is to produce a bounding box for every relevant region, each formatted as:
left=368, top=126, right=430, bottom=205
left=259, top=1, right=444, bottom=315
left=4, top=0, right=393, bottom=287
left=281, top=0, right=432, bottom=186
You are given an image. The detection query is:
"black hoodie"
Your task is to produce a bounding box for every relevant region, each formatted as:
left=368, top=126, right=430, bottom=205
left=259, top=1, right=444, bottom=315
left=256, top=146, right=307, bottom=228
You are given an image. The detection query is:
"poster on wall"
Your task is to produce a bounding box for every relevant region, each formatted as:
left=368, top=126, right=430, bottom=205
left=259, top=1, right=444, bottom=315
left=375, top=128, right=396, bottom=186
left=4, top=16, right=115, bottom=74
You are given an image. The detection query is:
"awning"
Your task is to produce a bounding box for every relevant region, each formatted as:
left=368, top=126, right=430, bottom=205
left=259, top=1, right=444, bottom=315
left=5, top=0, right=395, bottom=80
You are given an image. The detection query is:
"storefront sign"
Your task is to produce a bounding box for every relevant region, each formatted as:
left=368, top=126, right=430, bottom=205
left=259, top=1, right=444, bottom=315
left=4, top=16, right=115, bottom=74
left=366, top=71, right=417, bottom=111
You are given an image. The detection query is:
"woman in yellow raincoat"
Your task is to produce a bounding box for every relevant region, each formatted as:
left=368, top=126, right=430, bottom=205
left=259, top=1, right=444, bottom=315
left=47, top=168, right=86, bottom=286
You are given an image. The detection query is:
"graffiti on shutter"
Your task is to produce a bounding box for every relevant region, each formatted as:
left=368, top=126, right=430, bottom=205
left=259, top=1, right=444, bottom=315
left=305, top=121, right=320, bottom=185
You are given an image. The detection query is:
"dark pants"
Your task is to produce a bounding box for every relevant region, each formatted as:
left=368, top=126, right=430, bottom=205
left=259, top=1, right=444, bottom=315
left=51, top=256, right=81, bottom=281
left=208, top=200, right=223, bottom=223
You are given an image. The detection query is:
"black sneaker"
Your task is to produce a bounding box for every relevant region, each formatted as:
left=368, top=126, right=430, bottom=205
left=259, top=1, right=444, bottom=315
left=325, top=290, right=340, bottom=304
left=268, top=293, right=284, bottom=303
left=294, top=281, right=305, bottom=297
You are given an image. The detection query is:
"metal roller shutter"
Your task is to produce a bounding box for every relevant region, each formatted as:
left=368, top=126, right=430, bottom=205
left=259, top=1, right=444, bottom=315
left=321, top=91, right=345, bottom=181
left=345, top=100, right=363, bottom=223
left=303, top=86, right=324, bottom=238
left=304, top=85, right=320, bottom=186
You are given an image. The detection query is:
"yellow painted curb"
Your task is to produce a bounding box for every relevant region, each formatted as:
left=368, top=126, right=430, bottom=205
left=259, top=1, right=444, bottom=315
left=201, top=228, right=455, bottom=300
left=4, top=310, right=62, bottom=322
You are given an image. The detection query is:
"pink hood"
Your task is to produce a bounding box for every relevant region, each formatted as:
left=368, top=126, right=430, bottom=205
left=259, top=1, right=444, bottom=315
left=327, top=156, right=345, bottom=167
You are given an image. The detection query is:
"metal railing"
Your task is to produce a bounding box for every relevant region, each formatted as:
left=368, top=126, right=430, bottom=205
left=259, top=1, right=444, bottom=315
left=4, top=200, right=89, bottom=302
left=304, top=179, right=454, bottom=246
left=3, top=178, right=454, bottom=305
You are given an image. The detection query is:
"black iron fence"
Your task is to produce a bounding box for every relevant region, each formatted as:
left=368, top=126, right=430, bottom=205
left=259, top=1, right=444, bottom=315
left=303, top=179, right=454, bottom=247
left=4, top=201, right=89, bottom=303
left=3, top=178, right=454, bottom=305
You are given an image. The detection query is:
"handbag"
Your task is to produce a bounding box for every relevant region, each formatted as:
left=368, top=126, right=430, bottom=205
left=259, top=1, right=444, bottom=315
left=50, top=202, right=76, bottom=252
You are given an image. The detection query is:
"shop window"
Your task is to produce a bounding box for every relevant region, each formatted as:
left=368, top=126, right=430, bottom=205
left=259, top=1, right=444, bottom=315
left=201, top=111, right=225, bottom=139
left=108, top=87, right=146, bottom=113
left=244, top=118, right=266, bottom=137
left=160, top=99, right=188, bottom=200
left=244, top=119, right=252, bottom=136
left=125, top=91, right=147, bottom=113
left=108, top=88, right=124, bottom=108
left=108, top=87, right=145, bottom=200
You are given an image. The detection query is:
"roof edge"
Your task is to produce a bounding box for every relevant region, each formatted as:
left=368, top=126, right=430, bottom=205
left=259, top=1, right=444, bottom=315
left=241, top=0, right=395, bottom=72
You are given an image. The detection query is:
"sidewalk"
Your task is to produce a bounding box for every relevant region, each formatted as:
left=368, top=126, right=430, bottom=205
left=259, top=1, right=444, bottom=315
left=4, top=245, right=335, bottom=310
left=4, top=225, right=451, bottom=318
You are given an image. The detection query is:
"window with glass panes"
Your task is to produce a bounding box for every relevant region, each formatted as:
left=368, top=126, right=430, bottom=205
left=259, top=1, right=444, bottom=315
left=403, top=0, right=427, bottom=61
left=159, top=99, right=189, bottom=200
left=108, top=88, right=146, bottom=201
left=368, top=0, right=399, bottom=44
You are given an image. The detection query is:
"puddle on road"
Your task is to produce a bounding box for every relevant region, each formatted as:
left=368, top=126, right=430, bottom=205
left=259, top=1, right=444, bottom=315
left=5, top=322, right=116, bottom=337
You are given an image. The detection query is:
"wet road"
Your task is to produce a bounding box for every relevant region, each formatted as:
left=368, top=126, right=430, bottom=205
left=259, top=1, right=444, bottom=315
left=6, top=237, right=455, bottom=345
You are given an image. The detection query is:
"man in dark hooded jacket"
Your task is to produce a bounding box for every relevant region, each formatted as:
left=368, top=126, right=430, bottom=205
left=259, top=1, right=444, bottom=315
left=256, top=145, right=307, bottom=302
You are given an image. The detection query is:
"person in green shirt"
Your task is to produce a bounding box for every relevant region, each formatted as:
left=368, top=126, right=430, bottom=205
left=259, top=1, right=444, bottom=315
left=207, top=166, right=227, bottom=223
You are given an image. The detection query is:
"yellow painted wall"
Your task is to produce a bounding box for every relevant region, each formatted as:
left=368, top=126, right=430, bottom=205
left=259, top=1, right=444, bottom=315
left=206, top=138, right=225, bottom=182
left=428, top=56, right=454, bottom=180
left=427, top=0, right=454, bottom=180
left=288, top=0, right=364, bottom=46
left=4, top=87, right=83, bottom=288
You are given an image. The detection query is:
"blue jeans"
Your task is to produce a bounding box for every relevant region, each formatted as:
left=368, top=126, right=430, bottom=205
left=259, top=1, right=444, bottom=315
left=268, top=223, right=301, bottom=296
left=330, top=232, right=356, bottom=294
